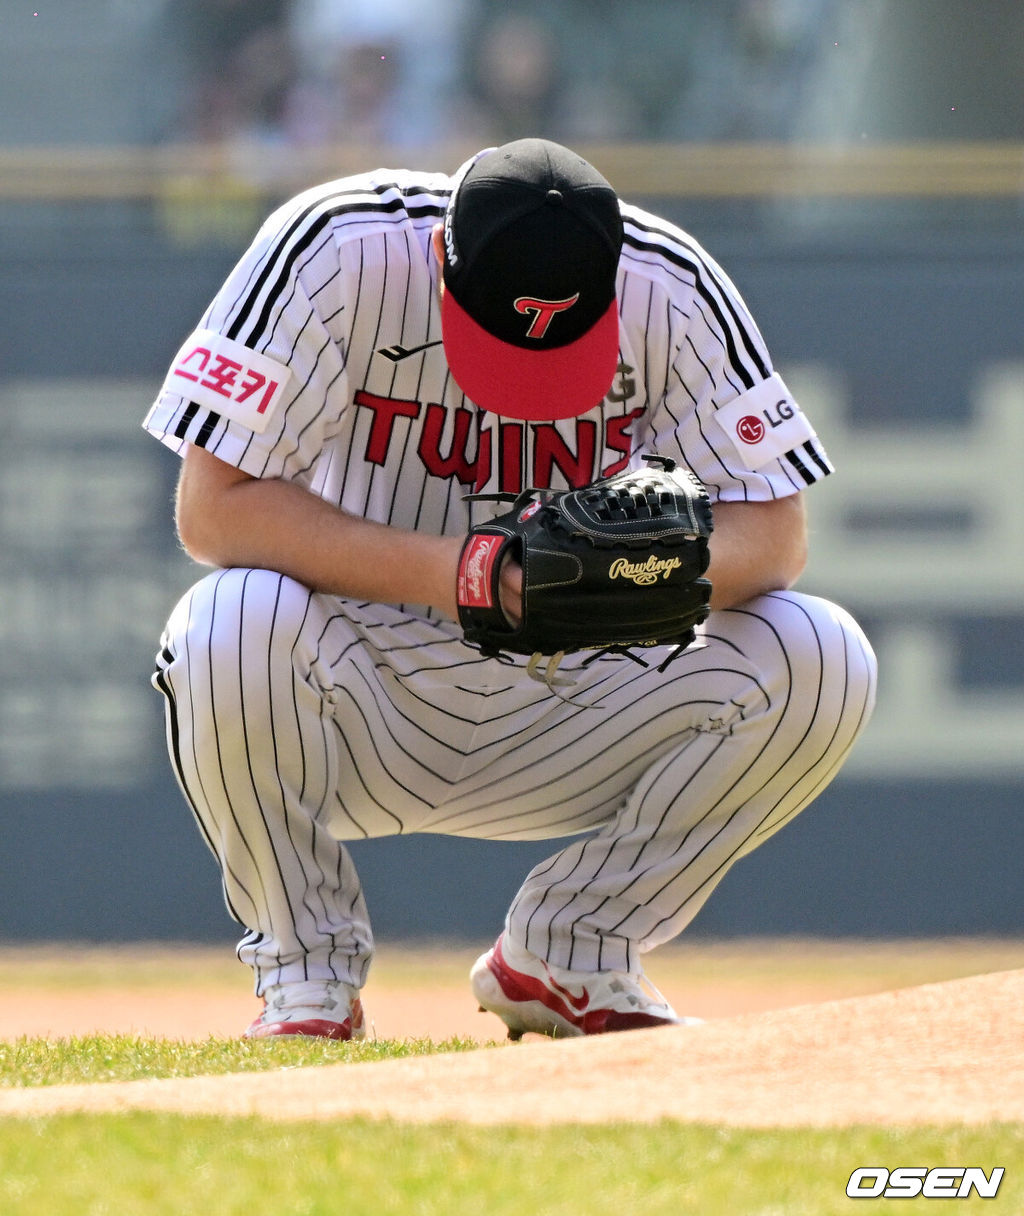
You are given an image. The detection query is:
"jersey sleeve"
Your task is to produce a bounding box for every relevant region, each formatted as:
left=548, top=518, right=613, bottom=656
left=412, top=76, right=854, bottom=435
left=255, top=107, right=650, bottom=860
left=621, top=210, right=833, bottom=502
left=142, top=191, right=350, bottom=482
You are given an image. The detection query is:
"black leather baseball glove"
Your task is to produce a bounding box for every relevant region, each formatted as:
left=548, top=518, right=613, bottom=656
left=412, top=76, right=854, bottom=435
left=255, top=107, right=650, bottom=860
left=456, top=455, right=713, bottom=671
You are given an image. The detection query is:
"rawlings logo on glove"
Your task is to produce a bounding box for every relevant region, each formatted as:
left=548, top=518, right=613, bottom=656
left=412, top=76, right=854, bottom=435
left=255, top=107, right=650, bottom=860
left=458, top=535, right=502, bottom=608
left=608, top=555, right=683, bottom=584
left=456, top=455, right=713, bottom=672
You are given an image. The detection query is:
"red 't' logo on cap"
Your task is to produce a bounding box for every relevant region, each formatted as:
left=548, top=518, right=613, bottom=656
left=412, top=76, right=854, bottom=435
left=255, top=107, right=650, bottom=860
left=514, top=293, right=580, bottom=339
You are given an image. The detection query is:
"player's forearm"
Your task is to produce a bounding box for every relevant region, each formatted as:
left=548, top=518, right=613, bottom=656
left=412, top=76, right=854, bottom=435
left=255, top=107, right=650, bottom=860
left=177, top=455, right=462, bottom=617
left=705, top=495, right=808, bottom=610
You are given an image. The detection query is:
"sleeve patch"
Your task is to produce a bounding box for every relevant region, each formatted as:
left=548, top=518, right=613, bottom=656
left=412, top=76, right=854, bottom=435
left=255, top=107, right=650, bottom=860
left=712, top=373, right=819, bottom=471
left=162, top=329, right=292, bottom=435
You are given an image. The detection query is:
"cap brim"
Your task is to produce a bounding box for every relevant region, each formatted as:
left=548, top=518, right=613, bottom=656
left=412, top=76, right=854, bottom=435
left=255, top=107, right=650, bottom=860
left=441, top=292, right=619, bottom=422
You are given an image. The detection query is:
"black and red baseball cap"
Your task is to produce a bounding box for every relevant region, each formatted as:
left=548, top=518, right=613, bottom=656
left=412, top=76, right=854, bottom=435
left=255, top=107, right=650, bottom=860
left=440, top=139, right=623, bottom=422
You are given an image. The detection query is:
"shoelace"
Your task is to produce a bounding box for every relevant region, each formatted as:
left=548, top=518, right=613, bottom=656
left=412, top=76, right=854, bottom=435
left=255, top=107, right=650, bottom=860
left=264, top=979, right=348, bottom=1016
left=601, top=972, right=675, bottom=1014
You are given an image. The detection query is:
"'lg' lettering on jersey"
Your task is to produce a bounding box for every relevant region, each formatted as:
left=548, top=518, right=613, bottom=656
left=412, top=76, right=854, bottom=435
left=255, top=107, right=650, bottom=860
left=354, top=390, right=643, bottom=491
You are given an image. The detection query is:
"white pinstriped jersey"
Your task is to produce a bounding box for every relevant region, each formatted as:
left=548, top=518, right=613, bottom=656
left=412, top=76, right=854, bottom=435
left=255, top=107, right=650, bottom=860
left=144, top=165, right=878, bottom=995
left=144, top=166, right=833, bottom=536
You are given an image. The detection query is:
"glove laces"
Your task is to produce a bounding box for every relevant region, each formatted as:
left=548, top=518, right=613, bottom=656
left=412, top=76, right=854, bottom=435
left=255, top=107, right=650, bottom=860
left=524, top=644, right=687, bottom=706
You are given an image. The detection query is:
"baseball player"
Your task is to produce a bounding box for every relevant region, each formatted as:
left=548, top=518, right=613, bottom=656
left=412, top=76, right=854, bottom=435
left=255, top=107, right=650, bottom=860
left=145, top=138, right=876, bottom=1041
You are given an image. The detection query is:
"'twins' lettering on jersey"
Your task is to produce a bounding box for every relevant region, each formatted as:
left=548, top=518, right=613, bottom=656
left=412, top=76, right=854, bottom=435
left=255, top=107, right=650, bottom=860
left=353, top=389, right=645, bottom=493
left=144, top=167, right=834, bottom=529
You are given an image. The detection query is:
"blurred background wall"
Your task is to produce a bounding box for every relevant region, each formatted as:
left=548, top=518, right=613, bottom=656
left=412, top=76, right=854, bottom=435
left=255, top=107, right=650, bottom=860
left=1, top=0, right=1022, bottom=945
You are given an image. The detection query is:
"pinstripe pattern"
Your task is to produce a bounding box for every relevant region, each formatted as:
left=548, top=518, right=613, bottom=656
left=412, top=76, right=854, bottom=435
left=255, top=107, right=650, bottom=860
left=154, top=571, right=875, bottom=989
left=144, top=168, right=832, bottom=524
left=145, top=161, right=874, bottom=994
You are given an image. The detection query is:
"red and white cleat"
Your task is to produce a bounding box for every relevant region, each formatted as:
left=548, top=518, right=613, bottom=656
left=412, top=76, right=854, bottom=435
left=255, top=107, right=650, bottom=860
left=245, top=979, right=366, bottom=1041
left=470, top=933, right=701, bottom=1040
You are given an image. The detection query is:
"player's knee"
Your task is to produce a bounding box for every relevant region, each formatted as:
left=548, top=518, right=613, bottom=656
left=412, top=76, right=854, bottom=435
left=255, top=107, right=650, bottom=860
left=159, top=568, right=327, bottom=767
left=792, top=591, right=876, bottom=692
left=165, top=567, right=318, bottom=675
left=774, top=591, right=877, bottom=749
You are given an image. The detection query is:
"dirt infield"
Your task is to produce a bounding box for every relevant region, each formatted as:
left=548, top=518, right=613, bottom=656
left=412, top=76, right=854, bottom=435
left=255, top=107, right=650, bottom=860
left=1, top=968, right=1022, bottom=1125
left=0, top=941, right=1022, bottom=1125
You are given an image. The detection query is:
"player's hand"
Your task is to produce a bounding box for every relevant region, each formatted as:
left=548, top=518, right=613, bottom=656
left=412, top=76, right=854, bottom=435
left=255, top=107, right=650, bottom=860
left=498, top=556, right=523, bottom=628
left=455, top=456, right=713, bottom=665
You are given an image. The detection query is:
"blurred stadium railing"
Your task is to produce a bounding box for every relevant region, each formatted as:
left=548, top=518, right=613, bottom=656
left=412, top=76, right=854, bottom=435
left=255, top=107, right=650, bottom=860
left=0, top=140, right=1022, bottom=199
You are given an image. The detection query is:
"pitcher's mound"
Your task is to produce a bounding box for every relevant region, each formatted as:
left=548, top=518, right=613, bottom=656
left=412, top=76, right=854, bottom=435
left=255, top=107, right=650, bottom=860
left=2, top=968, right=1021, bottom=1126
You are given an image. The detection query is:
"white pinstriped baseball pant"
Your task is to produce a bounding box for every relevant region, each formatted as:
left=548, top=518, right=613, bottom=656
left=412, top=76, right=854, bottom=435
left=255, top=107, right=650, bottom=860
left=154, top=568, right=876, bottom=994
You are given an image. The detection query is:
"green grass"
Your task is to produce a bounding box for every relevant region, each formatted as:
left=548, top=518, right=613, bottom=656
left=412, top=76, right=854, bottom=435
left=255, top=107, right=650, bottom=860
left=0, top=1036, right=1021, bottom=1214
left=0, top=1032, right=485, bottom=1087
left=1, top=946, right=1021, bottom=1216
left=0, top=1114, right=1020, bottom=1216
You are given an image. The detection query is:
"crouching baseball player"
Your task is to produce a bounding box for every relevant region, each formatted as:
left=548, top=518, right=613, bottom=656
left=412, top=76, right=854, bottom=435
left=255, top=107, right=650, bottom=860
left=145, top=139, right=877, bottom=1040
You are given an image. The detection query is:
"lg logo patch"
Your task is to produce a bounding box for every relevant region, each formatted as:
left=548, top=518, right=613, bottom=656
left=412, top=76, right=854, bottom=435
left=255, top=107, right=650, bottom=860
left=736, top=416, right=765, bottom=444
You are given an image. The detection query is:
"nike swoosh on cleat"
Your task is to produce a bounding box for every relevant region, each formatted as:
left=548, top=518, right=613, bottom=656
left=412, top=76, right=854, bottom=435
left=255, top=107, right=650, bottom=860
left=489, top=938, right=591, bottom=1022
left=376, top=339, right=443, bottom=362
left=544, top=970, right=590, bottom=1012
